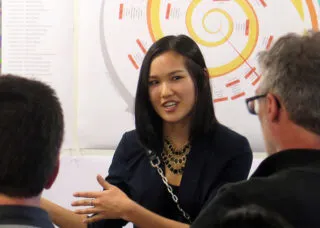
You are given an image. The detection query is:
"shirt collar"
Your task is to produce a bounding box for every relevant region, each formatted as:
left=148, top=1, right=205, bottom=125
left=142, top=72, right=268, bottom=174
left=0, top=205, right=54, bottom=227
left=252, top=149, right=320, bottom=177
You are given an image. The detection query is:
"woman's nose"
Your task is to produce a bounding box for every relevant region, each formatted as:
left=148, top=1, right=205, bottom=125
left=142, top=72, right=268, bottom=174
left=160, top=82, right=174, bottom=98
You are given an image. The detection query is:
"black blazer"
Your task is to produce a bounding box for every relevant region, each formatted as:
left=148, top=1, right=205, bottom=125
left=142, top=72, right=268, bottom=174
left=89, top=123, right=253, bottom=227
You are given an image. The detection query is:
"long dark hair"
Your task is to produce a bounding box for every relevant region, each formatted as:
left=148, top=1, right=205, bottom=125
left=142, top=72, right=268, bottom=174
left=135, top=35, right=217, bottom=153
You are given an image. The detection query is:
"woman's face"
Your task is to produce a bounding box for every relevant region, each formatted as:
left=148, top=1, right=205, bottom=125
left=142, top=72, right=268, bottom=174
left=148, top=51, right=196, bottom=125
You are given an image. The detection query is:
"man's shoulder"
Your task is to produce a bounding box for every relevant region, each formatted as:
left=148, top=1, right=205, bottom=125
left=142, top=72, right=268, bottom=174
left=226, top=167, right=320, bottom=195
left=0, top=225, right=42, bottom=228
left=192, top=154, right=320, bottom=228
left=202, top=167, right=320, bottom=215
left=190, top=174, right=295, bottom=228
left=0, top=205, right=54, bottom=228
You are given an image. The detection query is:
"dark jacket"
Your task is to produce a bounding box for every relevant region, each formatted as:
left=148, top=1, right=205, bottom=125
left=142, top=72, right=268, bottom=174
left=89, top=123, right=252, bottom=227
left=0, top=205, right=54, bottom=227
left=192, top=149, right=320, bottom=228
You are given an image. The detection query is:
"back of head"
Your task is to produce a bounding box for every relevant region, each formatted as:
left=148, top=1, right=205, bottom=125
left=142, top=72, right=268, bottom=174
left=135, top=35, right=216, bottom=152
left=217, top=204, right=293, bottom=228
left=257, top=30, right=320, bottom=135
left=0, top=74, right=64, bottom=197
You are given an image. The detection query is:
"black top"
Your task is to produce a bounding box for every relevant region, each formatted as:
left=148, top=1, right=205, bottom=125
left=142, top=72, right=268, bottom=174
left=0, top=205, right=54, bottom=227
left=192, top=149, right=320, bottom=228
left=89, top=123, right=252, bottom=227
left=161, top=184, right=186, bottom=223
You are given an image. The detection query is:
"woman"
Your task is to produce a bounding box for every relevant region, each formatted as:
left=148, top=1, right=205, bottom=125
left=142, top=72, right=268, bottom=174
left=41, top=35, right=252, bottom=228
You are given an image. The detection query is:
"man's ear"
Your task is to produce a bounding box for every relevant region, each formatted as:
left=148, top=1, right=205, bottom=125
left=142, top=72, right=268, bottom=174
left=266, top=93, right=281, bottom=122
left=44, top=159, right=60, bottom=189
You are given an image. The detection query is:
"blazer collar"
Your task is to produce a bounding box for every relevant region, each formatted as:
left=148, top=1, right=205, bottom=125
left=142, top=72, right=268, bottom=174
left=252, top=149, right=320, bottom=178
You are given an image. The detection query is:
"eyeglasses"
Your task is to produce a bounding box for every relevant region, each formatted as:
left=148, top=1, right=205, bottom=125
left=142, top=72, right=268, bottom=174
left=245, top=94, right=267, bottom=115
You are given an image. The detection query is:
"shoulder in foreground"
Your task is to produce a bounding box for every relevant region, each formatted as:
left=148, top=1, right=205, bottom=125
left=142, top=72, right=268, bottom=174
left=222, top=168, right=296, bottom=196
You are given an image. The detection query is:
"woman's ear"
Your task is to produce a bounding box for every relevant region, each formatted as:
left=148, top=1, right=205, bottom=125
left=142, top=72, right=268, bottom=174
left=203, top=68, right=209, bottom=78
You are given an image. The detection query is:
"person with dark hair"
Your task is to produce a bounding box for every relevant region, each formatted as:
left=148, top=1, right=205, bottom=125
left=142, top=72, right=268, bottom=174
left=217, top=204, right=293, bottom=228
left=41, top=35, right=252, bottom=228
left=0, top=74, right=64, bottom=227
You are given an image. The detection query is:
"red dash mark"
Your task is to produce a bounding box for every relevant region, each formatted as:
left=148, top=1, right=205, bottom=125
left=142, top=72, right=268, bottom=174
left=259, top=0, right=267, bottom=7
left=214, top=97, right=228, bottom=103
left=245, top=20, right=249, bottom=36
left=226, top=79, right=240, bottom=87
left=136, top=39, right=147, bottom=54
left=252, top=76, right=261, bottom=86
left=119, top=4, right=124, bottom=19
left=245, top=67, right=256, bottom=79
left=165, top=3, right=171, bottom=19
left=231, top=92, right=246, bottom=100
left=128, top=54, right=139, bottom=70
left=266, top=36, right=274, bottom=50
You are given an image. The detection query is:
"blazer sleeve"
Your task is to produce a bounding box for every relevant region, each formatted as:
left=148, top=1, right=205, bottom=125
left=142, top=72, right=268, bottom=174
left=88, top=132, right=132, bottom=228
left=205, top=136, right=252, bottom=206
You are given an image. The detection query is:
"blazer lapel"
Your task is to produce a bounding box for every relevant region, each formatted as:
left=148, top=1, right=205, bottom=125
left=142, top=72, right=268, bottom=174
left=178, top=134, right=211, bottom=219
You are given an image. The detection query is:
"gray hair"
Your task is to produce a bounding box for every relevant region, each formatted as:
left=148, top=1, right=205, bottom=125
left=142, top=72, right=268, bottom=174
left=257, top=31, right=320, bottom=135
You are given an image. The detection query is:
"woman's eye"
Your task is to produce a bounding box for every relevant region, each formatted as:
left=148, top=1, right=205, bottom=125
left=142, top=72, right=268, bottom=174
left=172, top=76, right=182, bottom=81
left=148, top=80, right=159, bottom=86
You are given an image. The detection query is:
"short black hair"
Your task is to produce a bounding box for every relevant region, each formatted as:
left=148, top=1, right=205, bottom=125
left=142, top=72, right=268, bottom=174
left=0, top=74, right=64, bottom=197
left=217, top=204, right=293, bottom=228
left=135, top=35, right=217, bottom=153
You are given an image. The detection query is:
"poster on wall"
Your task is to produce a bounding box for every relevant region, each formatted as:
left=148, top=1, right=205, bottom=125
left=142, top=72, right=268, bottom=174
left=77, top=0, right=320, bottom=151
left=2, top=0, right=320, bottom=150
left=1, top=0, right=75, bottom=148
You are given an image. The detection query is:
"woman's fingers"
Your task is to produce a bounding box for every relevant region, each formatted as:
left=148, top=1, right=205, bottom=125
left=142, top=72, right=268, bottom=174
left=97, top=175, right=112, bottom=190
left=73, top=191, right=99, bottom=198
left=72, top=198, right=96, bottom=207
left=83, top=213, right=106, bottom=224
left=74, top=207, right=102, bottom=215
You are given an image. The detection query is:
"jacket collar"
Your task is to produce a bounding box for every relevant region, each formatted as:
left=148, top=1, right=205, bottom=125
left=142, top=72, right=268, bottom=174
left=0, top=205, right=54, bottom=227
left=252, top=149, right=320, bottom=177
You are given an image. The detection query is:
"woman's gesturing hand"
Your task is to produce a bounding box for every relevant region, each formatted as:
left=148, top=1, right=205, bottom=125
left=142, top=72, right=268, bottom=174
left=72, top=175, right=133, bottom=224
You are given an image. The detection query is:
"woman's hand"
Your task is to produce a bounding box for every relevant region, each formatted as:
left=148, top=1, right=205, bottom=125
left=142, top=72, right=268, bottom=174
left=72, top=175, right=133, bottom=223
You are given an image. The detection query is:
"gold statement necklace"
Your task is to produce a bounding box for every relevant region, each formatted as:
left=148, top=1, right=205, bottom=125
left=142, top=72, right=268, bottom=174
left=161, top=138, right=191, bottom=175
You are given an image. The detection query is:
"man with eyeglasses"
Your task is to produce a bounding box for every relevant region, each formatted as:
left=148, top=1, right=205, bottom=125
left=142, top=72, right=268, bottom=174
left=189, top=31, right=320, bottom=228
